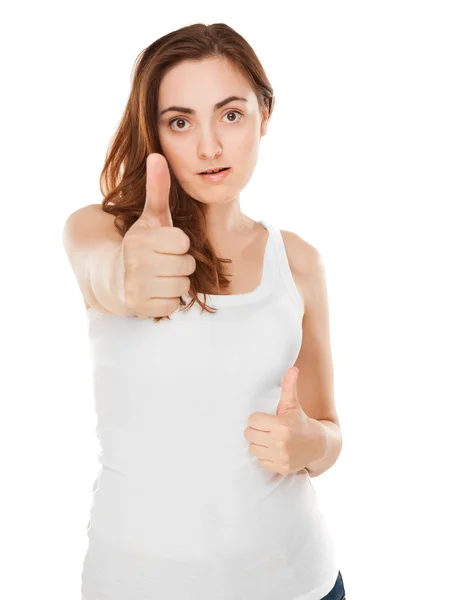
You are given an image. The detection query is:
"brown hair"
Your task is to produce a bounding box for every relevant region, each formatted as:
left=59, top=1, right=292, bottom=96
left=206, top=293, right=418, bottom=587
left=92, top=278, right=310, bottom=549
left=99, top=22, right=275, bottom=322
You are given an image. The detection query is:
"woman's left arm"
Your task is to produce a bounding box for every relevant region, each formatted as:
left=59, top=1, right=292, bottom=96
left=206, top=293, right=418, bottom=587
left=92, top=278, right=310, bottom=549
left=282, top=231, right=343, bottom=478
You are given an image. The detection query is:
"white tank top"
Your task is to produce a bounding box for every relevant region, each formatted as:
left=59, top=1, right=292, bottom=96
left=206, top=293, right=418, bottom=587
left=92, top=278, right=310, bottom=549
left=81, top=220, right=340, bottom=600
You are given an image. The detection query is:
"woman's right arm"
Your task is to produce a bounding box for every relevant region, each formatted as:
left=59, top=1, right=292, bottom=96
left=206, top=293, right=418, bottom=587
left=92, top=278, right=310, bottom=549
left=62, top=204, right=134, bottom=316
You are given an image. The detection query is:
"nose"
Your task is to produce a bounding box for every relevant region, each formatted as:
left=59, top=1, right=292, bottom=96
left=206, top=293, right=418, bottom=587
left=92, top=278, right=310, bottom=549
left=198, top=125, right=223, bottom=161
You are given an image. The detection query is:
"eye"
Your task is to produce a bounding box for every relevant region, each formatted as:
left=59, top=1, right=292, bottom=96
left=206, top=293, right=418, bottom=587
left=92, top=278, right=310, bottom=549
left=168, top=110, right=243, bottom=132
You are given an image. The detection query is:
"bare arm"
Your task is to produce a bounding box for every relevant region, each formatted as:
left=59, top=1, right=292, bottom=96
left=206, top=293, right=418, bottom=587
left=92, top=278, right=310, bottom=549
left=62, top=204, right=134, bottom=316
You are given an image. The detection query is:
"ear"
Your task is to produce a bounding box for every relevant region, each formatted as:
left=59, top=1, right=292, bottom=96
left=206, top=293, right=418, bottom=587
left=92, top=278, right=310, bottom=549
left=260, top=106, right=269, bottom=137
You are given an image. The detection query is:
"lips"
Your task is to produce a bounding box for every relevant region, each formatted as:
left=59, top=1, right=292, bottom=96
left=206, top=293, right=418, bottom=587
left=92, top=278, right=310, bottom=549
left=199, top=167, right=229, bottom=174
left=198, top=167, right=232, bottom=183
left=199, top=167, right=229, bottom=175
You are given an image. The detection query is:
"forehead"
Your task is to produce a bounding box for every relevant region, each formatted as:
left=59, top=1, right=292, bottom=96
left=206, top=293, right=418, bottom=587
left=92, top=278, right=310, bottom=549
left=158, top=57, right=256, bottom=109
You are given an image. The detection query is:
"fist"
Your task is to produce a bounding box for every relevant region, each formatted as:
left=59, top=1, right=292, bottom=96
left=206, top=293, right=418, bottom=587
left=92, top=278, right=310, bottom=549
left=122, top=153, right=196, bottom=318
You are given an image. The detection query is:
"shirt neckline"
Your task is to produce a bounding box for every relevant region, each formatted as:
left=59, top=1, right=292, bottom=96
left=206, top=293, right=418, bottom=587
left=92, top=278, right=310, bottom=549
left=183, top=219, right=275, bottom=308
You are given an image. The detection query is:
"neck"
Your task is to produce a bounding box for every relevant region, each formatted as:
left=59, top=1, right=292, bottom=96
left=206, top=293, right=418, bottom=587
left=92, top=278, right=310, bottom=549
left=203, top=201, right=255, bottom=246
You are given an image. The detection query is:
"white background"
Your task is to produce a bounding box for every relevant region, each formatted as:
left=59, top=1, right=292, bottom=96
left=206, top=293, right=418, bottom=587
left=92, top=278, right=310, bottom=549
left=2, top=1, right=458, bottom=599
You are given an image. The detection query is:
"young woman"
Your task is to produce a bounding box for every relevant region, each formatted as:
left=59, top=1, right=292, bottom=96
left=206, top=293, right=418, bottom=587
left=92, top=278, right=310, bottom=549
left=63, top=22, right=346, bottom=600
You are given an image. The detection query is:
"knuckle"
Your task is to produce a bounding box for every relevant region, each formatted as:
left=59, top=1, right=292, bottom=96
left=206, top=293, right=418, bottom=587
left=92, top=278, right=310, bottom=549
left=188, top=255, right=197, bottom=273
left=176, top=229, right=191, bottom=253
left=182, top=276, right=191, bottom=294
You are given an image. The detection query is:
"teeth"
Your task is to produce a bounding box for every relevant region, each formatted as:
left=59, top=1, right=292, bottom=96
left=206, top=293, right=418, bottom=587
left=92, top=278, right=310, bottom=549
left=203, top=168, right=225, bottom=174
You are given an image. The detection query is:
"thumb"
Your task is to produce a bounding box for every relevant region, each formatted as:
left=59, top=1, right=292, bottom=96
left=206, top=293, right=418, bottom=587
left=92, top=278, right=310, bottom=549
left=276, top=367, right=300, bottom=416
left=139, top=153, right=173, bottom=229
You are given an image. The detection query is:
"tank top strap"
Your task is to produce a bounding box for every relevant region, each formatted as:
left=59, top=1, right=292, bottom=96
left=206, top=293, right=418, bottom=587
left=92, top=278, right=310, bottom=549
left=258, top=220, right=304, bottom=319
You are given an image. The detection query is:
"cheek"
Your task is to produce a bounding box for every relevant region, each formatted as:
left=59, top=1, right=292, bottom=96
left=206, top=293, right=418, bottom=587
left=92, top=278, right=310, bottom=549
left=232, top=127, right=260, bottom=157
left=158, top=137, right=187, bottom=174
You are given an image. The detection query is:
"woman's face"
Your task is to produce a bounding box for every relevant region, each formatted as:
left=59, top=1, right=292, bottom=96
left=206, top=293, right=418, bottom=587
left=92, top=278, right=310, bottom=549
left=157, top=56, right=268, bottom=206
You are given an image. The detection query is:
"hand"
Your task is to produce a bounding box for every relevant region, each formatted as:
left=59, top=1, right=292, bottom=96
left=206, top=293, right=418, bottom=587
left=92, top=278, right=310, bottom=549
left=121, top=153, right=196, bottom=318
left=243, top=367, right=326, bottom=475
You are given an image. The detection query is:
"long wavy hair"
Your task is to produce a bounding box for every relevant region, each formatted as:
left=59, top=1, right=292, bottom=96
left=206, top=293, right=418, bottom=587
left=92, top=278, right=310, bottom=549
left=99, top=22, right=275, bottom=322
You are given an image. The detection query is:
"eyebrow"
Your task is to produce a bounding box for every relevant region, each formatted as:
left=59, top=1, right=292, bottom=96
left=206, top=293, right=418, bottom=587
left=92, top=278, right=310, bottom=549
left=159, top=95, right=248, bottom=117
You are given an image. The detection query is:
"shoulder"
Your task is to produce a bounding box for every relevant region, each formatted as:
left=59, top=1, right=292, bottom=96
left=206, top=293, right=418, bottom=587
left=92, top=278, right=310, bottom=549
left=279, top=229, right=327, bottom=313
left=279, top=229, right=323, bottom=278
left=63, top=203, right=121, bottom=241
left=63, top=203, right=111, bottom=237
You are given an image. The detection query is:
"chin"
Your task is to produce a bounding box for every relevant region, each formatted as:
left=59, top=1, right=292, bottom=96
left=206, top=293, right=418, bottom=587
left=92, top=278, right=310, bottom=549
left=188, top=188, right=240, bottom=206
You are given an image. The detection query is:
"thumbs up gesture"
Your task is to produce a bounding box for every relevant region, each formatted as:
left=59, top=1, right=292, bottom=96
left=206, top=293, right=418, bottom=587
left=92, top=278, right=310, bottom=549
left=121, top=153, right=196, bottom=318
left=243, top=367, right=327, bottom=475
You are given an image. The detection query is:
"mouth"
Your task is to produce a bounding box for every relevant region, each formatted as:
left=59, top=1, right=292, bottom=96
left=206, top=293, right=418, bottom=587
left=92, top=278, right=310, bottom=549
left=198, top=167, right=230, bottom=175
left=198, top=167, right=232, bottom=182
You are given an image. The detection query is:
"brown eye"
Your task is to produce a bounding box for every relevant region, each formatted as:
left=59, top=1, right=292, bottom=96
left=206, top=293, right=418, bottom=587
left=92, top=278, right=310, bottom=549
left=225, top=111, right=243, bottom=123
left=168, top=110, right=243, bottom=132
left=168, top=118, right=189, bottom=131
